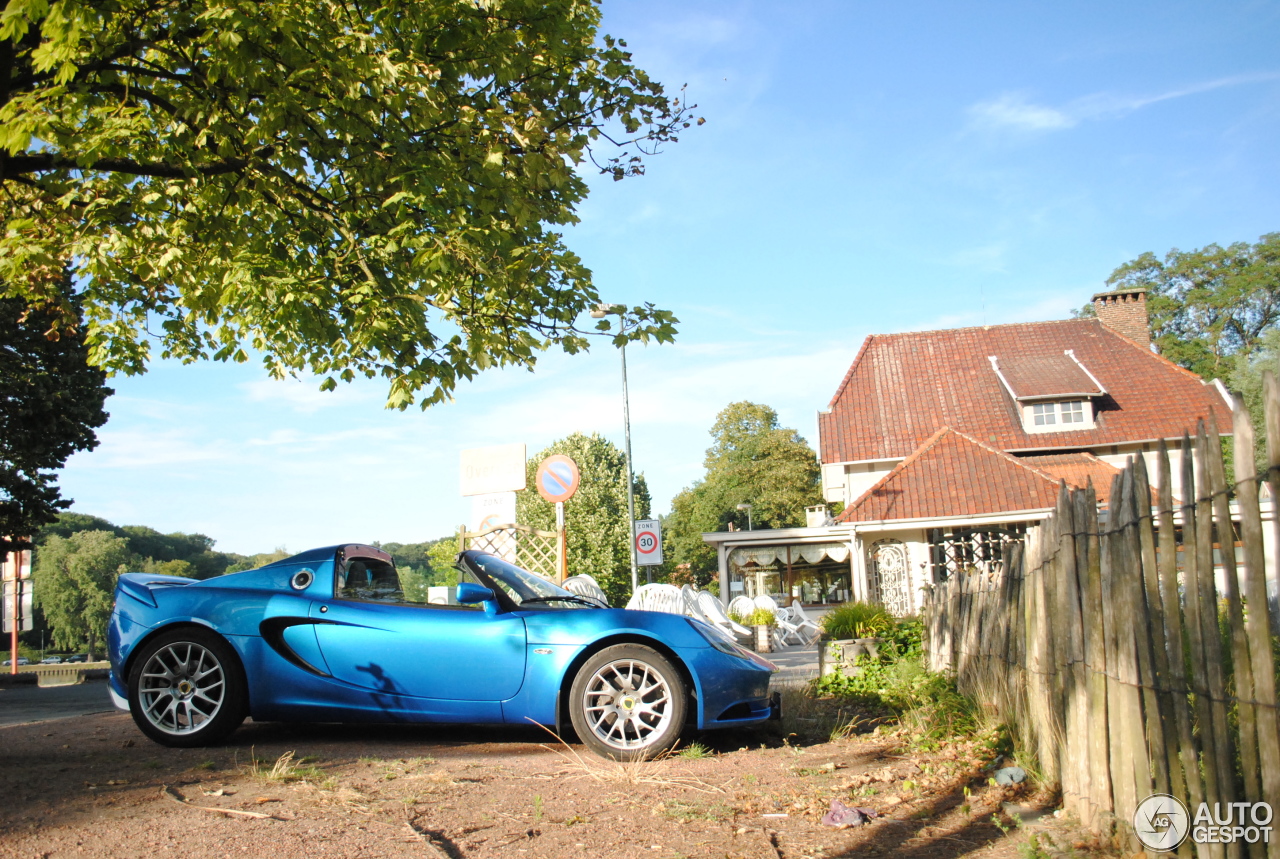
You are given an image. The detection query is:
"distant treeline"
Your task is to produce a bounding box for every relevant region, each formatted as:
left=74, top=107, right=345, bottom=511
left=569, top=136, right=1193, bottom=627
left=36, top=512, right=456, bottom=580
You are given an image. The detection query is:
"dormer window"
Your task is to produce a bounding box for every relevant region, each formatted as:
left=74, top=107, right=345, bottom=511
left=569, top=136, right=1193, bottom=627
left=1032, top=400, right=1088, bottom=428
left=989, top=351, right=1105, bottom=434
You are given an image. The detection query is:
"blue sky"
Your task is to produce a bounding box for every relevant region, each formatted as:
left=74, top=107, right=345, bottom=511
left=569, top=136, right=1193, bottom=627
left=58, top=0, right=1280, bottom=555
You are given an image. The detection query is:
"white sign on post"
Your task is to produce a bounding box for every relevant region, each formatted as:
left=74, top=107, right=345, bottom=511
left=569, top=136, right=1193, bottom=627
left=470, top=492, right=518, bottom=562
left=1, top=546, right=31, bottom=581
left=470, top=492, right=517, bottom=532
left=459, top=444, right=527, bottom=497
left=634, top=519, right=663, bottom=566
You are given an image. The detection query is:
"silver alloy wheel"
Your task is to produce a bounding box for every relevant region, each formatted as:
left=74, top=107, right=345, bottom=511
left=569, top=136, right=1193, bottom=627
left=581, top=657, right=674, bottom=750
left=137, top=641, right=226, bottom=736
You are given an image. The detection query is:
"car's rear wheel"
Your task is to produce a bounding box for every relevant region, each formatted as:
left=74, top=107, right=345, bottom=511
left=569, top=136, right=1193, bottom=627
left=569, top=644, right=687, bottom=760
left=127, top=627, right=247, bottom=747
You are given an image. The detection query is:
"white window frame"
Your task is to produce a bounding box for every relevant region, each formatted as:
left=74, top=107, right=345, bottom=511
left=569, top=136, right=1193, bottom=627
left=1021, top=400, right=1095, bottom=433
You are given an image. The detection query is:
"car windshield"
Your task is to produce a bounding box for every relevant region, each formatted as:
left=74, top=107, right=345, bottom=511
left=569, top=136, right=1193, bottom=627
left=463, top=553, right=602, bottom=609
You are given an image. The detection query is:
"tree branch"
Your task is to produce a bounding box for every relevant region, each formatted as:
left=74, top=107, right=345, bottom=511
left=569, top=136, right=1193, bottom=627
left=1, top=148, right=274, bottom=180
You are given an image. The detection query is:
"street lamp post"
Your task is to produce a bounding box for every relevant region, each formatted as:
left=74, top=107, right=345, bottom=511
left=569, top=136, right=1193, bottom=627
left=592, top=303, right=641, bottom=592
left=736, top=503, right=754, bottom=531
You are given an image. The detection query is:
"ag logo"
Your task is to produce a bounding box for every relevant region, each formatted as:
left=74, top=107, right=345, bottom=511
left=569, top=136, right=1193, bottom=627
left=1134, top=794, right=1190, bottom=852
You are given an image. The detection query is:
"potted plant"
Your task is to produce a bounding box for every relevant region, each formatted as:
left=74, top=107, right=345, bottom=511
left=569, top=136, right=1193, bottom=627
left=818, top=602, right=894, bottom=668
left=744, top=608, right=778, bottom=653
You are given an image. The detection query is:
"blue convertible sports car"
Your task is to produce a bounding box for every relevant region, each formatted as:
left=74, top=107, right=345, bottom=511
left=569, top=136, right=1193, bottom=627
left=107, top=545, right=778, bottom=759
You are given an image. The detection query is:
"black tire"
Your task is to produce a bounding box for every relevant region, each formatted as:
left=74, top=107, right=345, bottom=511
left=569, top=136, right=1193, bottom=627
left=568, top=644, right=688, bottom=761
left=127, top=627, right=247, bottom=747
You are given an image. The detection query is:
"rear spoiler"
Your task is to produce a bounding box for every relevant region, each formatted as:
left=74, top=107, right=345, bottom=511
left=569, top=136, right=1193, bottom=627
left=116, top=573, right=195, bottom=608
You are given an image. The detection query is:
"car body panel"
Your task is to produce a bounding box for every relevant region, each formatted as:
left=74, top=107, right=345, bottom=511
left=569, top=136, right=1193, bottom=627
left=307, top=600, right=527, bottom=700
left=107, top=545, right=775, bottom=741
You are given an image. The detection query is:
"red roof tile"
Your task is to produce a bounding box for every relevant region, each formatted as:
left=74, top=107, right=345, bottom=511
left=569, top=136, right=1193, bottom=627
left=837, top=428, right=1065, bottom=523
left=820, top=319, right=1228, bottom=464
left=994, top=353, right=1104, bottom=400
left=1018, top=452, right=1121, bottom=504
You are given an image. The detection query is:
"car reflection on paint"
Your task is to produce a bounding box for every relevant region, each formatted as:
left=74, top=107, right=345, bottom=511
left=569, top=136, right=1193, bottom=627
left=107, top=545, right=778, bottom=759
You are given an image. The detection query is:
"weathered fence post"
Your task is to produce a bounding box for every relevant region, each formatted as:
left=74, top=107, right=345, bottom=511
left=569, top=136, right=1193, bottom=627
left=1234, top=388, right=1280, bottom=859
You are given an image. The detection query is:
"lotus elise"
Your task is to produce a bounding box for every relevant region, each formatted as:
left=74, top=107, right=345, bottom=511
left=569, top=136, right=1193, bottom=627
left=107, top=545, right=778, bottom=759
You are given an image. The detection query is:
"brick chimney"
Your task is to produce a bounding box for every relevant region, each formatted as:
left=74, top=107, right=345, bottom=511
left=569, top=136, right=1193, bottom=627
left=1091, top=288, right=1150, bottom=346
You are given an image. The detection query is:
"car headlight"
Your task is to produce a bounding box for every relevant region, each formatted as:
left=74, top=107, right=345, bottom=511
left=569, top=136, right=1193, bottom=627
left=686, top=618, right=751, bottom=658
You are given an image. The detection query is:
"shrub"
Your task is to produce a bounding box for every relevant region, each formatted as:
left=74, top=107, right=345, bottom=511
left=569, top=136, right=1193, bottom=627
left=728, top=607, right=778, bottom=627
left=820, top=601, right=895, bottom=641
left=810, top=615, right=979, bottom=745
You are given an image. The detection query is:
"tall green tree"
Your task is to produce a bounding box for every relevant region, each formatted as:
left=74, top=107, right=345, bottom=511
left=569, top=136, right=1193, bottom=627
left=1105, top=233, right=1280, bottom=379
left=38, top=512, right=245, bottom=578
left=0, top=295, right=111, bottom=554
left=1227, top=327, right=1280, bottom=477
left=1, top=0, right=684, bottom=408
left=663, top=402, right=822, bottom=582
left=516, top=432, right=649, bottom=605
left=33, top=529, right=131, bottom=659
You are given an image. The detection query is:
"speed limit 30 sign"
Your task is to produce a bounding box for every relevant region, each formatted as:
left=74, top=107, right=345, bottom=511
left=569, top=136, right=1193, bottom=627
left=634, top=519, right=662, bottom=566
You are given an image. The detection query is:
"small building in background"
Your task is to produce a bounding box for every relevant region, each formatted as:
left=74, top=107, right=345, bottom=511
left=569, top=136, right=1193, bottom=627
left=705, top=288, right=1238, bottom=616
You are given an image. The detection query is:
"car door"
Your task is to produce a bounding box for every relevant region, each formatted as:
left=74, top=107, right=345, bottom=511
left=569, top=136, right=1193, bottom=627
left=310, top=599, right=527, bottom=701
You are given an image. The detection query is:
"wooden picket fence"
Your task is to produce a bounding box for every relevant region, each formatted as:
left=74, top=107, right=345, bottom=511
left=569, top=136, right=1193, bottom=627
left=924, top=373, right=1280, bottom=858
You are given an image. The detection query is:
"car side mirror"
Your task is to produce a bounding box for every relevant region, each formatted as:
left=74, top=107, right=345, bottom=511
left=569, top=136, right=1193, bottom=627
left=456, top=582, right=497, bottom=607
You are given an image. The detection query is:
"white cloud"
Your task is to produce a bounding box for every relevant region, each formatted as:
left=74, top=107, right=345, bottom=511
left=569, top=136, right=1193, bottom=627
left=969, top=71, right=1280, bottom=134
left=969, top=94, right=1076, bottom=132
left=240, top=376, right=381, bottom=414
left=71, top=429, right=238, bottom=469
left=916, top=289, right=1086, bottom=331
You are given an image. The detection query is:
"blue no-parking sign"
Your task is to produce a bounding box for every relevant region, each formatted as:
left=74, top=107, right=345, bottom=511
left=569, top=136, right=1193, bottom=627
left=535, top=455, right=580, bottom=503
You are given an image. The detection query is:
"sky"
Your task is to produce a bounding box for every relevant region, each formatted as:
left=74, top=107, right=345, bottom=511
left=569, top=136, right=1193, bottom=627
left=57, top=0, right=1280, bottom=556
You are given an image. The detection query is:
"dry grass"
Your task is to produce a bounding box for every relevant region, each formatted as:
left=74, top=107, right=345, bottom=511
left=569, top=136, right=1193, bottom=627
left=527, top=723, right=728, bottom=794
left=244, top=749, right=325, bottom=783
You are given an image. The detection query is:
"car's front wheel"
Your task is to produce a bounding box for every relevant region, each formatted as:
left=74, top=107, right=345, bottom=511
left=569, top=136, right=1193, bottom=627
left=127, top=627, right=247, bottom=747
left=568, top=644, right=688, bottom=760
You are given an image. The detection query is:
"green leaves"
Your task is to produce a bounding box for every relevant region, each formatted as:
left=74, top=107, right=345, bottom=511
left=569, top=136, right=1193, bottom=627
left=0, top=292, right=111, bottom=555
left=516, top=432, right=650, bottom=605
left=662, top=402, right=823, bottom=581
left=1107, top=233, right=1280, bottom=380
left=1, top=0, right=689, bottom=408
left=33, top=529, right=132, bottom=656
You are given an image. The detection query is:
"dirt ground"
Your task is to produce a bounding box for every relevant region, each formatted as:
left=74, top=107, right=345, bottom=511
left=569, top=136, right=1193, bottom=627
left=0, top=697, right=1121, bottom=859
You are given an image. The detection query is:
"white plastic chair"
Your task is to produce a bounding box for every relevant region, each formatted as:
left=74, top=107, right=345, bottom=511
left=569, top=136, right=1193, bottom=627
left=784, top=602, right=823, bottom=645
left=696, top=591, right=752, bottom=642
left=562, top=574, right=609, bottom=606
left=680, top=585, right=710, bottom=621
left=727, top=595, right=756, bottom=621
left=625, top=583, right=684, bottom=615
left=753, top=595, right=805, bottom=647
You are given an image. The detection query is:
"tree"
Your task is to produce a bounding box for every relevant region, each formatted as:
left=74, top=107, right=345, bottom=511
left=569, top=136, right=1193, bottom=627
left=381, top=536, right=461, bottom=598
left=1, top=0, right=686, bottom=409
left=1105, top=233, right=1280, bottom=379
left=38, top=512, right=245, bottom=578
left=0, top=295, right=111, bottom=554
left=1227, top=326, right=1280, bottom=477
left=663, top=402, right=822, bottom=582
left=33, top=529, right=131, bottom=659
left=516, top=432, right=649, bottom=605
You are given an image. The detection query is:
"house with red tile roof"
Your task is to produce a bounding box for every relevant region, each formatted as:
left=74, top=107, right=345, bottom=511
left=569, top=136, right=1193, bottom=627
left=703, top=289, right=1234, bottom=617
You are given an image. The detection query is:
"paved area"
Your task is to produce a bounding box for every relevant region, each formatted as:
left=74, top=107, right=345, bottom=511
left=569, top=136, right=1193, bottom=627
left=0, top=679, right=116, bottom=727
